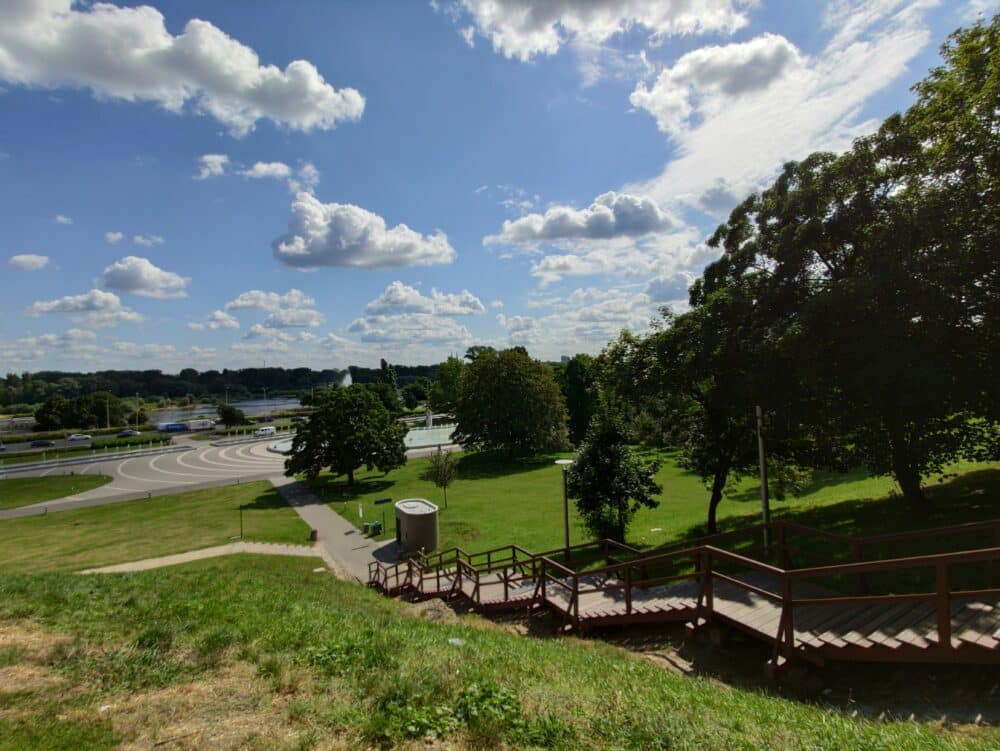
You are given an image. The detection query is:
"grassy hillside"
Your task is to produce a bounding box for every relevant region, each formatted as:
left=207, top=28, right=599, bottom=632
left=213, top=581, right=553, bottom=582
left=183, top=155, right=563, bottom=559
left=0, top=475, right=111, bottom=510
left=0, top=555, right=994, bottom=750
left=0, top=481, right=310, bottom=572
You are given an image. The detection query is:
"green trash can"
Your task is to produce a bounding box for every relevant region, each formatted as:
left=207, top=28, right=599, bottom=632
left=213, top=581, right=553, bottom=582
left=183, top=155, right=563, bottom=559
left=370, top=520, right=383, bottom=536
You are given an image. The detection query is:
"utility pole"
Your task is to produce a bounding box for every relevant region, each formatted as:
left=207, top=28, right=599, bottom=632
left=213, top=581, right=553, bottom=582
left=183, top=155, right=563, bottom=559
left=106, top=399, right=110, bottom=429
left=136, top=393, right=140, bottom=430
left=756, top=405, right=771, bottom=549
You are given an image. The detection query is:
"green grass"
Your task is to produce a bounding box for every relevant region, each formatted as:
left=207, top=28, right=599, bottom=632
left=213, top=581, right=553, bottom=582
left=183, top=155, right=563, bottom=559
left=0, top=555, right=993, bottom=749
left=0, top=475, right=111, bottom=510
left=305, top=449, right=1000, bottom=555
left=0, top=481, right=311, bottom=573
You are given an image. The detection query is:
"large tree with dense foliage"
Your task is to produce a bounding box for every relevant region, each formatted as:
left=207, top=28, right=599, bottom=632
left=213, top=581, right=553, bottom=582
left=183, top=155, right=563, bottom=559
left=217, top=404, right=248, bottom=428
left=452, top=348, right=568, bottom=456
left=568, top=406, right=662, bottom=542
left=558, top=353, right=599, bottom=446
left=284, top=384, right=406, bottom=485
left=429, top=356, right=465, bottom=413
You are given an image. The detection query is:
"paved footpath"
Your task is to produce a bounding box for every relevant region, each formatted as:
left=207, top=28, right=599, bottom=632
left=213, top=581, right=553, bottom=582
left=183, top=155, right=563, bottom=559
left=78, top=541, right=329, bottom=574
left=270, top=475, right=395, bottom=583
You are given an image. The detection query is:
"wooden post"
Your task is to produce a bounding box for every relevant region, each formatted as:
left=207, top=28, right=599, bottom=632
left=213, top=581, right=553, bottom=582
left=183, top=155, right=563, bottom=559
left=776, top=523, right=788, bottom=568
left=702, top=550, right=714, bottom=623
left=625, top=564, right=633, bottom=616
left=936, top=563, right=951, bottom=649
left=851, top=542, right=867, bottom=595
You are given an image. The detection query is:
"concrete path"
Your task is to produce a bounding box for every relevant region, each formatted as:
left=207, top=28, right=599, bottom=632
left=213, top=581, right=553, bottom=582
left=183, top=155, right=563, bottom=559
left=77, top=541, right=329, bottom=574
left=270, top=475, right=394, bottom=583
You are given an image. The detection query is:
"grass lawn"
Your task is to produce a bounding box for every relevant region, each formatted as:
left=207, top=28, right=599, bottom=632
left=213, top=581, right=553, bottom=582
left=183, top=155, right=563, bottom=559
left=0, top=481, right=311, bottom=573
left=0, top=555, right=994, bottom=750
left=0, top=475, right=111, bottom=510
left=305, top=449, right=1000, bottom=557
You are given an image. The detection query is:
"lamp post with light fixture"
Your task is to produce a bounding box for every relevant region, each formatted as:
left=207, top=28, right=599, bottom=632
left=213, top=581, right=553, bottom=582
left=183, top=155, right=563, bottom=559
left=555, top=459, right=573, bottom=560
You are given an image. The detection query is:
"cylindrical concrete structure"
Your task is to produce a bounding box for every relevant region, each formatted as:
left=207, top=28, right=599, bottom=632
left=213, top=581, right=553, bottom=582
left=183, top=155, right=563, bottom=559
left=395, top=498, right=439, bottom=555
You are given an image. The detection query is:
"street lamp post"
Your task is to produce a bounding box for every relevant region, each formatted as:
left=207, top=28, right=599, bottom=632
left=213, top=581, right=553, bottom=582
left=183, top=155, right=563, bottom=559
left=555, top=459, right=573, bottom=561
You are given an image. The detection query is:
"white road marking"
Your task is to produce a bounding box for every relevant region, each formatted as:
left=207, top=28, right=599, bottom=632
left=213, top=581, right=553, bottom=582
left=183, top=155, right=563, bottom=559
left=117, top=456, right=196, bottom=485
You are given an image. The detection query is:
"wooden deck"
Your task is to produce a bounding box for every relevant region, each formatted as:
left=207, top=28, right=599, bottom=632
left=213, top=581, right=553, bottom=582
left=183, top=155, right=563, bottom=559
left=367, top=519, right=1000, bottom=674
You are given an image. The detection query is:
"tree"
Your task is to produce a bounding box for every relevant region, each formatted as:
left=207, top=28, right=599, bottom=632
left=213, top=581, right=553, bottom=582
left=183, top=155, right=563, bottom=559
left=424, top=448, right=458, bottom=508
left=567, top=406, right=662, bottom=542
left=452, top=348, right=568, bottom=456
left=378, top=358, right=398, bottom=390
left=400, top=383, right=423, bottom=410
left=34, top=394, right=70, bottom=430
left=429, top=356, right=465, bottom=413
left=368, top=381, right=403, bottom=414
left=284, top=384, right=406, bottom=485
left=464, top=345, right=496, bottom=362
left=559, top=354, right=599, bottom=445
left=217, top=404, right=248, bottom=428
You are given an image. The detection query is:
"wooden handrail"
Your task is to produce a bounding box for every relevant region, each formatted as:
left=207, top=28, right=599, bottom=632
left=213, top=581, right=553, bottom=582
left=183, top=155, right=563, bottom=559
left=712, top=571, right=784, bottom=603
left=786, top=545, right=1000, bottom=579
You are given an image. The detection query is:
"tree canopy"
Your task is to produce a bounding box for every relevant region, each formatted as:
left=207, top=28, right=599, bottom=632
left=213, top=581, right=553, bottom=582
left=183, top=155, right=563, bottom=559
left=284, top=384, right=406, bottom=485
left=452, top=348, right=568, bottom=456
left=429, top=356, right=465, bottom=413
left=568, top=406, right=662, bottom=542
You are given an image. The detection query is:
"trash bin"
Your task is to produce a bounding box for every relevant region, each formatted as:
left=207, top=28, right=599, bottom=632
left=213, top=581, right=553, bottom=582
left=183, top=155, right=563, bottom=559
left=370, top=520, right=382, bottom=536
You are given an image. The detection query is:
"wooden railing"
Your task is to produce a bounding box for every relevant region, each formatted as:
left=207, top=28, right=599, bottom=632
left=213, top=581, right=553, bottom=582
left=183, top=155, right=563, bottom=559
left=368, top=518, right=1000, bottom=668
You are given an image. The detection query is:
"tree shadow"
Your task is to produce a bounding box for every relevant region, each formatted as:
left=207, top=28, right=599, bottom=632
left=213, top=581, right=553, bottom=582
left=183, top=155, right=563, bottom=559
left=722, top=466, right=876, bottom=504
left=239, top=488, right=289, bottom=511
left=454, top=450, right=566, bottom=480
left=302, top=476, right=394, bottom=504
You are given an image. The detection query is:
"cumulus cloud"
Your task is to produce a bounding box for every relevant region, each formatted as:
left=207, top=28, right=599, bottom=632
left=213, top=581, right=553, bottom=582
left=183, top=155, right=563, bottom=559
left=188, top=309, right=239, bottom=331
left=347, top=313, right=473, bottom=345
left=54, top=214, right=72, bottom=224
left=225, top=288, right=315, bottom=312
left=262, top=307, right=324, bottom=328
left=26, top=289, right=143, bottom=328
left=629, top=33, right=802, bottom=136
left=627, top=1, right=937, bottom=214
left=272, top=192, right=456, bottom=269
left=485, top=192, right=673, bottom=246
left=446, top=0, right=751, bottom=62
left=240, top=161, right=291, bottom=179
left=645, top=271, right=696, bottom=302
left=105, top=231, right=124, bottom=244
left=112, top=341, right=178, bottom=357
left=9, top=254, right=49, bottom=271
left=133, top=234, right=164, bottom=247
left=364, top=281, right=485, bottom=316
left=0, top=1, right=365, bottom=136
left=195, top=153, right=229, bottom=179
left=102, top=256, right=189, bottom=299
left=287, top=162, right=320, bottom=194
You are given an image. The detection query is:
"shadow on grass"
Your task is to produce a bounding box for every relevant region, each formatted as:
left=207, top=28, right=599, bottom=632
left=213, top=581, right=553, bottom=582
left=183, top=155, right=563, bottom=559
left=722, top=466, right=875, bottom=504
left=454, top=450, right=565, bottom=480
left=302, top=476, right=394, bottom=504
left=239, top=488, right=290, bottom=511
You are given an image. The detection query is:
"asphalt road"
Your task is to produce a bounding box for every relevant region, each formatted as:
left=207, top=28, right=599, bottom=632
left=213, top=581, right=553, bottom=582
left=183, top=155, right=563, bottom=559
left=0, top=437, right=460, bottom=519
left=0, top=433, right=149, bottom=454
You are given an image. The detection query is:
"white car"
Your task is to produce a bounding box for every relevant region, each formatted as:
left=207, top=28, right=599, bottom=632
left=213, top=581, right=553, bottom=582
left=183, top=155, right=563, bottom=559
left=67, top=433, right=92, bottom=441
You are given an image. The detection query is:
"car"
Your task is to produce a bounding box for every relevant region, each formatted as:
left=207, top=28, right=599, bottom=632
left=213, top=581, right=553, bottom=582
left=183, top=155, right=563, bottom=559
left=290, top=416, right=308, bottom=422
left=257, top=416, right=274, bottom=423
left=117, top=429, right=141, bottom=437
left=30, top=439, right=56, bottom=448
left=66, top=434, right=92, bottom=441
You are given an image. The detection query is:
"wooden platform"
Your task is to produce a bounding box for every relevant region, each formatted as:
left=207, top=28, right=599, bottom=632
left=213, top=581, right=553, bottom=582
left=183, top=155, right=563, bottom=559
left=367, top=520, right=1000, bottom=672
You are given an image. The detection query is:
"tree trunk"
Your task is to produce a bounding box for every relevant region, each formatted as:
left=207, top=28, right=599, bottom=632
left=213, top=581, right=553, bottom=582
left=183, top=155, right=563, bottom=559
left=707, top=465, right=728, bottom=534
left=887, top=424, right=929, bottom=510
left=443, top=485, right=448, bottom=509
left=616, top=499, right=626, bottom=543
left=347, top=468, right=355, bottom=486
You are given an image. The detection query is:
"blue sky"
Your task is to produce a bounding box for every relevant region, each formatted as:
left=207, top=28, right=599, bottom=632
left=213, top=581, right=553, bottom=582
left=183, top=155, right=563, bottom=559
left=0, top=0, right=990, bottom=372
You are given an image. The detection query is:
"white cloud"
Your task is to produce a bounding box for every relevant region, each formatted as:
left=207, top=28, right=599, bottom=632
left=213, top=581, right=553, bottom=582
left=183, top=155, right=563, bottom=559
left=490, top=299, right=504, bottom=309
left=26, top=289, right=144, bottom=328
left=9, top=254, right=49, bottom=271
left=189, top=345, right=217, bottom=358
left=188, top=309, right=239, bottom=331
left=105, top=231, right=124, bottom=244
left=262, top=307, right=325, bottom=328
left=231, top=340, right=290, bottom=354
left=364, top=281, right=485, bottom=316
left=225, top=288, right=315, bottom=312
left=240, top=161, right=292, bottom=179
left=448, top=0, right=751, bottom=62
left=645, top=271, right=696, bottom=302
left=287, top=162, right=320, bottom=194
left=485, top=192, right=673, bottom=246
left=272, top=192, right=456, bottom=269
left=0, top=1, right=365, bottom=137
left=347, top=313, right=473, bottom=345
left=630, top=33, right=802, bottom=136
left=627, top=1, right=937, bottom=215
left=112, top=341, right=178, bottom=358
left=102, top=256, right=189, bottom=299
left=54, top=214, right=72, bottom=224
left=195, top=153, right=229, bottom=179
left=133, top=234, right=164, bottom=247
